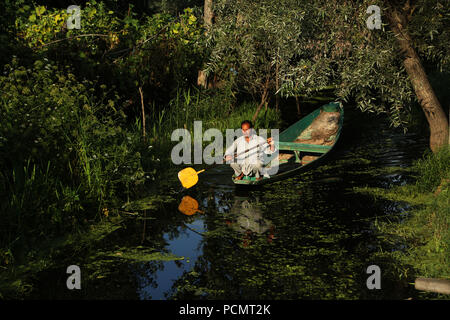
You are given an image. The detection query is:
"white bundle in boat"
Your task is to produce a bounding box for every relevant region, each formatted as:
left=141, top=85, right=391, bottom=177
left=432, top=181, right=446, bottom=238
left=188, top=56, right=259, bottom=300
left=295, top=110, right=340, bottom=146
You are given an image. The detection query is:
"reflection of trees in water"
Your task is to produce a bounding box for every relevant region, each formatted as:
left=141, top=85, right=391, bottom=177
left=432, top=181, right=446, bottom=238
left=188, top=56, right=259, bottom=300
left=133, top=260, right=165, bottom=299
left=70, top=184, right=412, bottom=300
left=131, top=198, right=206, bottom=299
left=99, top=178, right=414, bottom=299
left=170, top=193, right=295, bottom=300
left=77, top=198, right=199, bottom=299
left=167, top=184, right=394, bottom=300
left=168, top=177, right=418, bottom=299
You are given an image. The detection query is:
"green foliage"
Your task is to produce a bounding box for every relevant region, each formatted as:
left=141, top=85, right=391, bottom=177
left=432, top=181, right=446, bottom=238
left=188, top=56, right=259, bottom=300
left=412, top=0, right=450, bottom=72
left=15, top=5, right=69, bottom=47
left=207, top=0, right=318, bottom=102
left=373, top=187, right=450, bottom=280
left=0, top=57, right=155, bottom=255
left=208, top=0, right=450, bottom=130
left=325, top=0, right=415, bottom=128
left=414, top=146, right=450, bottom=193
left=14, top=2, right=126, bottom=49
left=122, top=7, right=204, bottom=95
left=355, top=147, right=450, bottom=282
left=148, top=87, right=281, bottom=146
left=12, top=2, right=205, bottom=107
left=146, top=0, right=204, bottom=15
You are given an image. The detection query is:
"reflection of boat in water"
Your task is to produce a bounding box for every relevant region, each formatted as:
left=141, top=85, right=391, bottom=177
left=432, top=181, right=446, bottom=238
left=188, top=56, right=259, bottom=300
left=177, top=192, right=275, bottom=248
left=227, top=197, right=273, bottom=235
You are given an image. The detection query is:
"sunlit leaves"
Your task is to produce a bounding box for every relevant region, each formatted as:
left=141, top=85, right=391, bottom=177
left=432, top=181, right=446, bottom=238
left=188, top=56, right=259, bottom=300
left=208, top=0, right=312, bottom=101
left=35, top=5, right=45, bottom=16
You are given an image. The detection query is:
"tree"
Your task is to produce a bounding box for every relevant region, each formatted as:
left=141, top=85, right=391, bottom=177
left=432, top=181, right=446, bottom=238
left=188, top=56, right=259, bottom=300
left=204, top=0, right=214, bottom=28
left=206, top=0, right=324, bottom=122
left=329, top=0, right=449, bottom=152
left=385, top=0, right=449, bottom=152
left=207, top=0, right=449, bottom=151
left=197, top=0, right=214, bottom=88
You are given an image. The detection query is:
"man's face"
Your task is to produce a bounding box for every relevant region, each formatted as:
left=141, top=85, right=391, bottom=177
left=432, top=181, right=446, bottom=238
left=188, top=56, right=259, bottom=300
left=241, top=123, right=252, bottom=137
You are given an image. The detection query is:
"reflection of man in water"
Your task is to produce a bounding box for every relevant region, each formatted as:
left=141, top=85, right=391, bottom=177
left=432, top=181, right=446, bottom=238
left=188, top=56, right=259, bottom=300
left=227, top=197, right=274, bottom=246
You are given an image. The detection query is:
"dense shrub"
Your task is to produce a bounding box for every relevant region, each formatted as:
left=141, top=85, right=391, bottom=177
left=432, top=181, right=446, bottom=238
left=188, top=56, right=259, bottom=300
left=0, top=57, right=153, bottom=251
left=13, top=2, right=205, bottom=108
left=414, top=146, right=450, bottom=193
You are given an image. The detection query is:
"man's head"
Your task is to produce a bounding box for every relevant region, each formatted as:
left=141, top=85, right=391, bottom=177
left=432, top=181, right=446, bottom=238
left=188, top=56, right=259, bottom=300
left=241, top=120, right=253, bottom=137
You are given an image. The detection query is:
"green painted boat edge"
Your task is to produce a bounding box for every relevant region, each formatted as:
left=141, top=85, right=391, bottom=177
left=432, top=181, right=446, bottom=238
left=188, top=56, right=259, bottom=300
left=276, top=141, right=332, bottom=153
left=232, top=101, right=344, bottom=186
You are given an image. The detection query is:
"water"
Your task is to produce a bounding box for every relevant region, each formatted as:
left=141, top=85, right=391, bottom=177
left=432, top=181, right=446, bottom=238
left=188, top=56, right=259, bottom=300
left=30, top=106, right=429, bottom=299
left=138, top=218, right=206, bottom=299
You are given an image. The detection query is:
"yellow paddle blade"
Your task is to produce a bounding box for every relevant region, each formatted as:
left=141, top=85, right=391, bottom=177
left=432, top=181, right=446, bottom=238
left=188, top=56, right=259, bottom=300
left=178, top=195, right=202, bottom=216
left=177, top=168, right=205, bottom=189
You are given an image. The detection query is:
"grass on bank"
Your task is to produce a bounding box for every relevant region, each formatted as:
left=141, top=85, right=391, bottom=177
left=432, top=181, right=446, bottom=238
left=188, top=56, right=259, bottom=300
left=355, top=146, right=450, bottom=283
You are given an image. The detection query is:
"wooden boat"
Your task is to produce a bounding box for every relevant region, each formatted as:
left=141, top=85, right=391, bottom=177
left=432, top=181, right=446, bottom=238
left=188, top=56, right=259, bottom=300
left=232, top=101, right=344, bottom=186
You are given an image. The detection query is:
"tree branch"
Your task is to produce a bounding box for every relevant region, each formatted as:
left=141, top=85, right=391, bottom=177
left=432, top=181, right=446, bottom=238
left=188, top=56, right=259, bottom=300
left=34, top=33, right=110, bottom=49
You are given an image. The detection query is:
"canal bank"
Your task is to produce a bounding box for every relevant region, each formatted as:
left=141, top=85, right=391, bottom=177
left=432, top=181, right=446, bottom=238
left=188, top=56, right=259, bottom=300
left=2, top=102, right=446, bottom=299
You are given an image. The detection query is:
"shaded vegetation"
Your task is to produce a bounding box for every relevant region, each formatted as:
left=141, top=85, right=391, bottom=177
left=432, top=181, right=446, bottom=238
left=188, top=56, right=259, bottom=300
left=355, top=146, right=450, bottom=298
left=0, top=0, right=448, bottom=300
left=0, top=0, right=281, bottom=297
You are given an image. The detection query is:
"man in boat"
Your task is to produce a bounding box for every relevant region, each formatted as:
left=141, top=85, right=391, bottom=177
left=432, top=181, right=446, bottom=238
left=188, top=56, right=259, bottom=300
left=223, top=120, right=276, bottom=181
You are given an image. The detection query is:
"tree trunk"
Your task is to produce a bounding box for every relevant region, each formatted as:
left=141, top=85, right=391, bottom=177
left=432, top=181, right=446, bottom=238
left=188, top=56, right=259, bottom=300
left=252, top=94, right=267, bottom=124
left=415, top=278, right=450, bottom=295
left=197, top=0, right=214, bottom=88
left=295, top=96, right=301, bottom=116
left=138, top=86, right=146, bottom=141
left=387, top=8, right=449, bottom=152
left=204, top=0, right=214, bottom=28
left=197, top=70, right=207, bottom=88
left=275, top=56, right=280, bottom=112
left=252, top=78, right=270, bottom=123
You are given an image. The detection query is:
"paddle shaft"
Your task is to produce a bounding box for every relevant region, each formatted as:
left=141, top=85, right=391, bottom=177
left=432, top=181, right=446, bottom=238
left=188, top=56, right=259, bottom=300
left=198, top=141, right=270, bottom=171
left=178, top=140, right=272, bottom=188
left=226, top=141, right=271, bottom=162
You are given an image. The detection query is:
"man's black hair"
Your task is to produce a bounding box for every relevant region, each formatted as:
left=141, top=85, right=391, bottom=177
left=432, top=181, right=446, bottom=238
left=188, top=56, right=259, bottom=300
left=241, top=120, right=253, bottom=128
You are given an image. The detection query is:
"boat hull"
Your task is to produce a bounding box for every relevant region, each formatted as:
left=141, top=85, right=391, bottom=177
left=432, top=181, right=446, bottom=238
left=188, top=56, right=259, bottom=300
left=232, top=101, right=344, bottom=186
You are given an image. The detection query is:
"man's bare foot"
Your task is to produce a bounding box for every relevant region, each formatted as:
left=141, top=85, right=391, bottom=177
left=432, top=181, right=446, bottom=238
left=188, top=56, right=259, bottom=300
left=234, top=173, right=244, bottom=180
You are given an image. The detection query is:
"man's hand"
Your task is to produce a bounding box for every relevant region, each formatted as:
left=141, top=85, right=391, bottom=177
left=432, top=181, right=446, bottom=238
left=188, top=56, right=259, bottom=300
left=224, top=155, right=233, bottom=162
left=267, top=137, right=275, bottom=151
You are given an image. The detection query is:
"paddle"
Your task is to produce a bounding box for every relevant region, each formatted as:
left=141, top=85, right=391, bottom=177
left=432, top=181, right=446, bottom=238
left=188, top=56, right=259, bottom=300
left=177, top=140, right=271, bottom=189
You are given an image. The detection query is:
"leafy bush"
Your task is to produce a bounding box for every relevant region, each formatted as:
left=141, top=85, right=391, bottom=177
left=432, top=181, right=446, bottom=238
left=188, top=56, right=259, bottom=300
left=0, top=57, right=154, bottom=251
left=414, top=146, right=450, bottom=192
left=13, top=2, right=205, bottom=107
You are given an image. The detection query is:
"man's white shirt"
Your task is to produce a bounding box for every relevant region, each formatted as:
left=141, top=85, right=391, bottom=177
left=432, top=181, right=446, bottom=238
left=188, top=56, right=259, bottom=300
left=224, top=134, right=276, bottom=164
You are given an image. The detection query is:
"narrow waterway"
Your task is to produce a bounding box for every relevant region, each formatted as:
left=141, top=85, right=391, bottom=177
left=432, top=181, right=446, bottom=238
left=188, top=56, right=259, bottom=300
left=30, top=105, right=429, bottom=299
